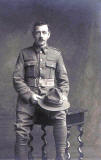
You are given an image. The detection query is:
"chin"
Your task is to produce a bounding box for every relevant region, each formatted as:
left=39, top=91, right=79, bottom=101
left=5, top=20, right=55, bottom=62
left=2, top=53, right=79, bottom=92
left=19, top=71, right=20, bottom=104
left=38, top=42, right=45, bottom=47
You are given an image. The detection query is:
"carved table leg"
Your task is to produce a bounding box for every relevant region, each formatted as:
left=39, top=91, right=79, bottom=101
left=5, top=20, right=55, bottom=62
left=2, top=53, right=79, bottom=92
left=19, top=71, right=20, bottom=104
left=66, top=126, right=71, bottom=160
left=41, top=124, right=47, bottom=160
left=77, top=124, right=84, bottom=160
left=28, top=125, right=34, bottom=160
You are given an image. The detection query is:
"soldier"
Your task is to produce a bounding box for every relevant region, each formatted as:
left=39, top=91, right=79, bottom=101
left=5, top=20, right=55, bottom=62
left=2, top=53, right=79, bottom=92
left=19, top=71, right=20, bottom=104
left=13, top=21, right=70, bottom=160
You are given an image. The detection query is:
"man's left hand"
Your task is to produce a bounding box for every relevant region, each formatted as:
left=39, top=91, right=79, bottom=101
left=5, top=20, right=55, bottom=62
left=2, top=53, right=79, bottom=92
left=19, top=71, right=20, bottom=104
left=62, top=95, right=67, bottom=101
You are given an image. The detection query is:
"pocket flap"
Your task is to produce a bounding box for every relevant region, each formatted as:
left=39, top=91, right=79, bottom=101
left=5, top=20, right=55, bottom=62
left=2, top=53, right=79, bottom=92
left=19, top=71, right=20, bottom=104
left=24, top=61, right=37, bottom=67
left=46, top=61, right=56, bottom=68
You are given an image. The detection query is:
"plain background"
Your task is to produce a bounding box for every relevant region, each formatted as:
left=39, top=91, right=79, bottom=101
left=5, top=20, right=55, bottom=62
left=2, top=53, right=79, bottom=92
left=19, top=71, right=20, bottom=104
left=0, top=0, right=101, bottom=159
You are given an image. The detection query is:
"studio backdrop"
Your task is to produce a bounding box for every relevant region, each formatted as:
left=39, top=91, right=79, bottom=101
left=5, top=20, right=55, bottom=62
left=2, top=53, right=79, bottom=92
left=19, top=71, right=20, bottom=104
left=0, top=0, right=101, bottom=159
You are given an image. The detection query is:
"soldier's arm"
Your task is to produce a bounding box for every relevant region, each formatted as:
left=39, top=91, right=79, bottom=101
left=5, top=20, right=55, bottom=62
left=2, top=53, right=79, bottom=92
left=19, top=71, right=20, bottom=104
left=13, top=51, right=33, bottom=103
left=55, top=53, right=69, bottom=97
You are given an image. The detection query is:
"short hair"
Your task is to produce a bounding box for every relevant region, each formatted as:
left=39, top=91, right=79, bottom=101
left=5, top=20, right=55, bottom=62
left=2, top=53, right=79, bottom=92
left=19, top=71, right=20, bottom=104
left=33, top=21, right=50, bottom=32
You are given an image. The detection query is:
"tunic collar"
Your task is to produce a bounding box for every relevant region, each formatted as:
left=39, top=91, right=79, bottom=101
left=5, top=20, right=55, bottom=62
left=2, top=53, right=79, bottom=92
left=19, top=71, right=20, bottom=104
left=33, top=43, right=48, bottom=54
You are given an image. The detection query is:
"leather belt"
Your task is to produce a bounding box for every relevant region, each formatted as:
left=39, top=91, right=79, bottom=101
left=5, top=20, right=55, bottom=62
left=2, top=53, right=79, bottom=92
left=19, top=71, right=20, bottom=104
left=26, top=78, right=54, bottom=87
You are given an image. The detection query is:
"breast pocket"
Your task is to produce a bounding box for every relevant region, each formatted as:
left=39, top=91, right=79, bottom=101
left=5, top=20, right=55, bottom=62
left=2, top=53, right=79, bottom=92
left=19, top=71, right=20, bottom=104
left=24, top=60, right=37, bottom=78
left=45, top=61, right=56, bottom=78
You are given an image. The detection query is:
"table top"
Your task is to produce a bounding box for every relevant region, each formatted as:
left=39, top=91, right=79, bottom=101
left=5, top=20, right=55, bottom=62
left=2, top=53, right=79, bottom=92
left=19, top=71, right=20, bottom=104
left=35, top=107, right=88, bottom=126
left=68, top=107, right=88, bottom=115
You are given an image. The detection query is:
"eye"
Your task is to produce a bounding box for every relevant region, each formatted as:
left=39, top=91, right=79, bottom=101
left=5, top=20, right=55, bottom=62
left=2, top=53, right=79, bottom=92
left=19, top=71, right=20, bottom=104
left=42, top=31, right=47, bottom=34
left=35, top=31, right=40, bottom=34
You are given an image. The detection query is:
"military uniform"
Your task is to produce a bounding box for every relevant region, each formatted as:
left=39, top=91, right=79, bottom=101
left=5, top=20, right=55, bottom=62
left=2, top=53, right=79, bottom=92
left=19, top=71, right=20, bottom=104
left=13, top=43, right=70, bottom=160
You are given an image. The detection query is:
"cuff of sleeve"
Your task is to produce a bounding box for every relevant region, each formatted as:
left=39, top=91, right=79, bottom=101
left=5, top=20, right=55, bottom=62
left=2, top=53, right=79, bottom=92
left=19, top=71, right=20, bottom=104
left=21, top=91, right=33, bottom=103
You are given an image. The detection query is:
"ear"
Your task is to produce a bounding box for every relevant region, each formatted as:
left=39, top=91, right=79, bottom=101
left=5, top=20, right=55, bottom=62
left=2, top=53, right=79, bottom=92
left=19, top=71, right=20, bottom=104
left=48, top=32, right=50, bottom=39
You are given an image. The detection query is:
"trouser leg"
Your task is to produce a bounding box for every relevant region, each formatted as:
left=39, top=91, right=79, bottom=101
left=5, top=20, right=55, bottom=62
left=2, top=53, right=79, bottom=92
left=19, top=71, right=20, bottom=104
left=51, top=111, right=67, bottom=160
left=15, top=111, right=34, bottom=160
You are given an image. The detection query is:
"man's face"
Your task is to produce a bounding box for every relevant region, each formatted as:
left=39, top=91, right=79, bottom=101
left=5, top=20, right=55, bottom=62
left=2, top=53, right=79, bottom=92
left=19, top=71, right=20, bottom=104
left=33, top=24, right=50, bottom=48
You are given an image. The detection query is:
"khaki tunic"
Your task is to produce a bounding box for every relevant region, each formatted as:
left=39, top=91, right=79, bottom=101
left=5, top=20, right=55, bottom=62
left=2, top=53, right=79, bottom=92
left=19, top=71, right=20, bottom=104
left=13, top=44, right=70, bottom=115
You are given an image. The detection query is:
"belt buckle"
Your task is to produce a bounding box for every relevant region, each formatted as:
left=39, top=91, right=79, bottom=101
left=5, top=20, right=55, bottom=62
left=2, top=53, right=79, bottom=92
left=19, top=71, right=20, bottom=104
left=39, top=78, right=54, bottom=87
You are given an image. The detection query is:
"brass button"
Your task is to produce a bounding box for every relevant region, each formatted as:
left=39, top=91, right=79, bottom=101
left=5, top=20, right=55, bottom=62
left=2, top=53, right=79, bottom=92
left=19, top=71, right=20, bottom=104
left=40, top=51, right=42, bottom=54
left=40, top=67, right=42, bottom=71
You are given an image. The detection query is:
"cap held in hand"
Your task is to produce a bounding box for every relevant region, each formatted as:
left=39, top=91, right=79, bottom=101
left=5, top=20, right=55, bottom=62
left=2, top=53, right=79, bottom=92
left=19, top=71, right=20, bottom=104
left=38, top=88, right=70, bottom=111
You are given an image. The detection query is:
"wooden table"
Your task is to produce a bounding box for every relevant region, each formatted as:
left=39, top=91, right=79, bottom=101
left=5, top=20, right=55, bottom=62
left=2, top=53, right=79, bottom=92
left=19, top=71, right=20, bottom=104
left=32, top=107, right=87, bottom=160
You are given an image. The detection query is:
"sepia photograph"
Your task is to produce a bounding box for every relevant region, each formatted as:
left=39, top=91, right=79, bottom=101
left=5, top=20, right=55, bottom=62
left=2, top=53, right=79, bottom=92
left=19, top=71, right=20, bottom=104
left=0, top=0, right=101, bottom=159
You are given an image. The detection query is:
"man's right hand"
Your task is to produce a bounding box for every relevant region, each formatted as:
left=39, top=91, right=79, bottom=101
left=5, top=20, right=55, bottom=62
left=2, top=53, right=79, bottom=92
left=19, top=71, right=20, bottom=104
left=30, top=93, right=42, bottom=104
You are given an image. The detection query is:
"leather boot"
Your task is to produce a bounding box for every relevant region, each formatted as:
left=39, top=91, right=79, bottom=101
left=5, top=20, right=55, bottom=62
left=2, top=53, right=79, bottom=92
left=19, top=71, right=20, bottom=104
left=53, top=120, right=67, bottom=160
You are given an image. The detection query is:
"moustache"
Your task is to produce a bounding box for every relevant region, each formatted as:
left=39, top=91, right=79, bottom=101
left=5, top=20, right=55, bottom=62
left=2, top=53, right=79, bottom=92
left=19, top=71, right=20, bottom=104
left=39, top=38, right=44, bottom=41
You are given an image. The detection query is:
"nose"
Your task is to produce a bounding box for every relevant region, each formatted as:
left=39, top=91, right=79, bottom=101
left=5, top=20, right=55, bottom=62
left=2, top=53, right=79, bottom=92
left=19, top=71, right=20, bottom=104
left=40, top=32, right=43, bottom=37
